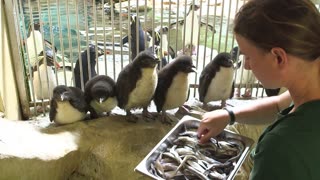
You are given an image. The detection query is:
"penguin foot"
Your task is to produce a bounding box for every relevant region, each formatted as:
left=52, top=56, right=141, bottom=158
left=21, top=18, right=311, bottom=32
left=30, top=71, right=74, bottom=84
left=142, top=108, right=156, bottom=122
left=126, top=114, right=139, bottom=123
left=160, top=112, right=174, bottom=125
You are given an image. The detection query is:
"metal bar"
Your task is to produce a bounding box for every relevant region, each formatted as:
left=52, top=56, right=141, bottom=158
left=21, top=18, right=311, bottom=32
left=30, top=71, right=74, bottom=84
left=93, top=0, right=99, bottom=75
left=56, top=0, right=67, bottom=86
left=167, top=0, right=172, bottom=63
left=75, top=1, right=84, bottom=90
left=175, top=0, right=180, bottom=58
left=111, top=0, right=116, bottom=79
left=159, top=0, right=164, bottom=66
left=119, top=0, right=124, bottom=70
left=128, top=0, right=132, bottom=62
left=66, top=0, right=75, bottom=86
left=46, top=0, right=59, bottom=86
left=182, top=0, right=187, bottom=52
left=27, top=0, right=46, bottom=116
left=38, top=0, right=52, bottom=113
left=193, top=0, right=203, bottom=97
left=231, top=0, right=240, bottom=51
left=217, top=0, right=225, bottom=52
left=144, top=0, right=148, bottom=55
left=136, top=0, right=140, bottom=59
left=84, top=0, right=92, bottom=85
left=203, top=0, right=210, bottom=69
left=210, top=0, right=218, bottom=60
left=151, top=0, right=155, bottom=52
left=224, top=0, right=232, bottom=52
left=102, top=0, right=107, bottom=75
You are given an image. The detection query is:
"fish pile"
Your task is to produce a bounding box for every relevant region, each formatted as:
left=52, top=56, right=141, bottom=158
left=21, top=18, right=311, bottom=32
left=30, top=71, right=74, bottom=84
left=150, top=128, right=245, bottom=180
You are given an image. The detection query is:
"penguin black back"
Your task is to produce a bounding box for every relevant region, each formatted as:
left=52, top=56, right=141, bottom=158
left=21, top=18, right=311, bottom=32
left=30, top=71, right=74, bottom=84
left=116, top=50, right=159, bottom=109
left=154, top=55, right=195, bottom=112
left=199, top=52, right=234, bottom=102
left=122, top=15, right=145, bottom=60
left=74, top=45, right=104, bottom=89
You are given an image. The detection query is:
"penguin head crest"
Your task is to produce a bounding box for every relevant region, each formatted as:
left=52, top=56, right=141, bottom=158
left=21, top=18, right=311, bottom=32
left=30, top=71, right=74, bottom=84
left=53, top=85, right=74, bottom=102
left=174, top=55, right=196, bottom=73
left=213, top=53, right=233, bottom=67
left=133, top=50, right=160, bottom=68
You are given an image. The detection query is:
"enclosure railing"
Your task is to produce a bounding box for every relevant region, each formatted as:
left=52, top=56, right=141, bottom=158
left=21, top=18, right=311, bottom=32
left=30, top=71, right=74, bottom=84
left=9, top=0, right=320, bottom=119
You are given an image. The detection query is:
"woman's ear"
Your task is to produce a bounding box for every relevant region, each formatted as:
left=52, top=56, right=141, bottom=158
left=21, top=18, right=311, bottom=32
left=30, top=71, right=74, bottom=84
left=270, top=47, right=288, bottom=67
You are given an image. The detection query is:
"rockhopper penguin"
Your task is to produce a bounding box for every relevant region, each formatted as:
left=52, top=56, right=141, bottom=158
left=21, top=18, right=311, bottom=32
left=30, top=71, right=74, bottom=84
left=32, top=56, right=58, bottom=100
left=74, top=44, right=104, bottom=90
left=153, top=55, right=196, bottom=124
left=116, top=49, right=160, bottom=122
left=50, top=85, right=88, bottom=125
left=84, top=75, right=117, bottom=119
left=198, top=52, right=235, bottom=110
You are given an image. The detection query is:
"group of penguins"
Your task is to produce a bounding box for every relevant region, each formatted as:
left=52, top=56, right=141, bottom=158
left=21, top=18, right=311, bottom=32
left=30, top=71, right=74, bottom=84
left=28, top=3, right=283, bottom=126
left=49, top=47, right=239, bottom=125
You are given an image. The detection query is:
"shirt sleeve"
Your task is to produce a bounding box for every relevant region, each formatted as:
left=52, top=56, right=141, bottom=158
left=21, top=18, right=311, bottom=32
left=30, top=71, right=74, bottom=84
left=250, top=133, right=309, bottom=180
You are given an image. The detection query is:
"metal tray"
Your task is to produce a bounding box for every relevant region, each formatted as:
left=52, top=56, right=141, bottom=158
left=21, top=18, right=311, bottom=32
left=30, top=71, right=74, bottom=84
left=135, top=115, right=254, bottom=180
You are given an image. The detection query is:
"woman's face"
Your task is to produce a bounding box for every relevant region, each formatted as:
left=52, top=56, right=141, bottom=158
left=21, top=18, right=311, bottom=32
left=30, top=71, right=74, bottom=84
left=235, top=34, right=281, bottom=89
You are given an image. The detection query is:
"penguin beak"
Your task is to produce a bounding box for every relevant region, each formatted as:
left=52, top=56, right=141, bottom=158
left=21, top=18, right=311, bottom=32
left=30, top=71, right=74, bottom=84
left=189, top=65, right=197, bottom=73
left=99, top=97, right=105, bottom=103
left=60, top=92, right=70, bottom=101
left=60, top=94, right=66, bottom=101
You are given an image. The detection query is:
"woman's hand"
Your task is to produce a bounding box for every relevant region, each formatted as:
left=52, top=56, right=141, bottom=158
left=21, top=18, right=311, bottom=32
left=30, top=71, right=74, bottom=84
left=197, top=109, right=230, bottom=144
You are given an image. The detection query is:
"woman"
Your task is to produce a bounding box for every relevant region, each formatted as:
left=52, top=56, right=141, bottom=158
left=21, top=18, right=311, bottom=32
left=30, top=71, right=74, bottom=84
left=197, top=0, right=320, bottom=179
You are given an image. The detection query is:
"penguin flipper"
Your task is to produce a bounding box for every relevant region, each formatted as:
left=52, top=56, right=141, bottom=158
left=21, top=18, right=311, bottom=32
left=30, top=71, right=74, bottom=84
left=49, top=100, right=57, bottom=122
left=115, top=70, right=132, bottom=109
left=68, top=87, right=88, bottom=113
left=199, top=73, right=212, bottom=102
left=122, top=35, right=129, bottom=45
left=153, top=69, right=172, bottom=112
left=229, top=80, right=235, bottom=99
left=200, top=21, right=216, bottom=33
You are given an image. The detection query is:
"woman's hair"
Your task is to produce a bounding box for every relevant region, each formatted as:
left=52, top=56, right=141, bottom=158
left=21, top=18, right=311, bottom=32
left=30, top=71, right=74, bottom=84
left=234, top=0, right=320, bottom=61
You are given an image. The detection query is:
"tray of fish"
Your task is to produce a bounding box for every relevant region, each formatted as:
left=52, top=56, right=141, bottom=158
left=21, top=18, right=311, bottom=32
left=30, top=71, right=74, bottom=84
left=135, top=115, right=254, bottom=180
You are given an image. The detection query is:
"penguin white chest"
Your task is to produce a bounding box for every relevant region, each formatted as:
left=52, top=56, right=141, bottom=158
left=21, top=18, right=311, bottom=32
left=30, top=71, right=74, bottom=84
left=163, top=72, right=189, bottom=110
left=54, top=101, right=86, bottom=124
left=184, top=12, right=199, bottom=46
left=126, top=67, right=158, bottom=109
left=33, top=64, right=57, bottom=100
left=90, top=97, right=118, bottom=114
left=204, top=67, right=234, bottom=103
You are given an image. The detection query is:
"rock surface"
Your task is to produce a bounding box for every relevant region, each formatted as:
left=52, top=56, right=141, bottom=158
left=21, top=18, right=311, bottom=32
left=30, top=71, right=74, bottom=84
left=0, top=113, right=177, bottom=180
left=0, top=98, right=259, bottom=179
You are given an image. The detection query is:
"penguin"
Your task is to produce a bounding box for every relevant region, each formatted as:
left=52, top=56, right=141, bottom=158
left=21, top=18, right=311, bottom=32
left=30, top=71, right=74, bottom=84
left=122, top=15, right=145, bottom=61
left=84, top=75, right=117, bottom=119
left=74, top=44, right=104, bottom=90
left=26, top=23, right=58, bottom=67
left=168, top=4, right=215, bottom=56
left=153, top=55, right=196, bottom=124
left=146, top=26, right=176, bottom=69
left=198, top=50, right=236, bottom=110
left=50, top=85, right=88, bottom=125
left=32, top=55, right=58, bottom=100
left=116, top=49, right=160, bottom=122
left=183, top=4, right=200, bottom=55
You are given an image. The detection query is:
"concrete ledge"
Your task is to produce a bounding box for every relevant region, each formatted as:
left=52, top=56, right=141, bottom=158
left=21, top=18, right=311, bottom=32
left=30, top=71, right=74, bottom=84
left=0, top=115, right=174, bottom=180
